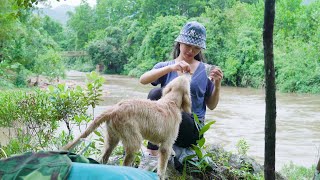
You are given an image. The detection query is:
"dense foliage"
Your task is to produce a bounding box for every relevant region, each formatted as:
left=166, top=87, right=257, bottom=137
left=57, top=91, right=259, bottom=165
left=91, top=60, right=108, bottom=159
left=1, top=0, right=319, bottom=93
left=0, top=0, right=64, bottom=88
left=0, top=72, right=104, bottom=158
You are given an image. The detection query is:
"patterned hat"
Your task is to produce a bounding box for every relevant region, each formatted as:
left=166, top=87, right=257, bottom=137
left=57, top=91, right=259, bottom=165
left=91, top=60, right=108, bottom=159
left=175, top=21, right=206, bottom=49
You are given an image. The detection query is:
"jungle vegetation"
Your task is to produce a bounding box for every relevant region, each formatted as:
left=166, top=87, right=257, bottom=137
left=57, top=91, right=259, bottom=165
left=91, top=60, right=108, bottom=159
left=0, top=0, right=319, bottom=93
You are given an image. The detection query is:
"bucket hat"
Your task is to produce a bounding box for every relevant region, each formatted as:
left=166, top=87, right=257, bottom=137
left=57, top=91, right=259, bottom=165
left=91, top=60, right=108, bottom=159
left=175, top=21, right=206, bottom=49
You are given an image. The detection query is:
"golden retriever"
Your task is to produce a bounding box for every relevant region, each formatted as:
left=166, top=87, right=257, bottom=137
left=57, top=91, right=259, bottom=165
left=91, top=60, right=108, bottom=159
left=62, top=74, right=191, bottom=179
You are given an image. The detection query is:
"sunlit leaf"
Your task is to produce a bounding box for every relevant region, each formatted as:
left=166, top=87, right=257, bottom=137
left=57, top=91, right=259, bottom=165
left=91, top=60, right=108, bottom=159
left=199, top=120, right=216, bottom=136
left=94, top=130, right=102, bottom=137
left=197, top=137, right=205, bottom=148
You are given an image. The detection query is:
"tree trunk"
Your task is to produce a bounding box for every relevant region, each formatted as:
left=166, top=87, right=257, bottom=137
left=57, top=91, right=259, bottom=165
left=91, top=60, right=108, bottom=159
left=263, top=0, right=276, bottom=180
left=315, top=158, right=320, bottom=180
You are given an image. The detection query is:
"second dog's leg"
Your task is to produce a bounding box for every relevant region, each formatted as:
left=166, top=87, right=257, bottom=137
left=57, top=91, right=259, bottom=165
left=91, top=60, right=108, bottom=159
left=157, top=144, right=171, bottom=180
left=101, top=130, right=120, bottom=164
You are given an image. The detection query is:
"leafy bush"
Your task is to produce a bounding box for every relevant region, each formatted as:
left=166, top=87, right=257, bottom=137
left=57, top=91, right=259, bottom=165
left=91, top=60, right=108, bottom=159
left=0, top=79, right=15, bottom=89
left=183, top=114, right=216, bottom=179
left=34, top=49, right=65, bottom=81
left=236, top=138, right=249, bottom=156
left=202, top=2, right=264, bottom=87
left=0, top=72, right=105, bottom=157
left=242, top=60, right=265, bottom=88
left=14, top=64, right=31, bottom=88
left=275, top=39, right=320, bottom=93
left=280, top=162, right=315, bottom=180
left=87, top=27, right=127, bottom=74
left=0, top=90, right=25, bottom=127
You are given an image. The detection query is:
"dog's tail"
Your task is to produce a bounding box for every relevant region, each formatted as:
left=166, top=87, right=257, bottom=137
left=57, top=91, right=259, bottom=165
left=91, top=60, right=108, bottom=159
left=62, top=110, right=111, bottom=151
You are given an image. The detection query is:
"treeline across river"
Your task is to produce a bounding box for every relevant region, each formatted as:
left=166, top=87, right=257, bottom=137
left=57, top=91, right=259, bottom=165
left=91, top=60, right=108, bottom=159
left=1, top=0, right=319, bottom=94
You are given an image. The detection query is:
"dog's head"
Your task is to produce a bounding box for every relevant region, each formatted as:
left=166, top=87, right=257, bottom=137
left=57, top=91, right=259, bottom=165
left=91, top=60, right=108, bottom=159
left=162, top=73, right=192, bottom=113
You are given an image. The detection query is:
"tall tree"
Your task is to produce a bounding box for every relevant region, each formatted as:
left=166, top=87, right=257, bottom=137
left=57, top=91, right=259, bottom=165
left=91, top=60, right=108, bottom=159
left=315, top=158, right=320, bottom=179
left=95, top=0, right=138, bottom=29
left=67, top=1, right=95, bottom=49
left=263, top=0, right=276, bottom=179
left=135, top=0, right=208, bottom=25
left=16, top=0, right=48, bottom=8
left=87, top=26, right=127, bottom=74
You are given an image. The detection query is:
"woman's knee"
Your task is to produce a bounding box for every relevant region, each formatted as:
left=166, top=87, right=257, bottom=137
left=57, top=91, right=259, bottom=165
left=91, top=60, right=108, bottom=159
left=147, top=87, right=162, bottom=100
left=175, top=112, right=200, bottom=148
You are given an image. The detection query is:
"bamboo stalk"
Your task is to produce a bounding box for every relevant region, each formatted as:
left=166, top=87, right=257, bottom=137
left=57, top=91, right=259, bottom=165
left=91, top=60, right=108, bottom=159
left=314, top=158, right=320, bottom=180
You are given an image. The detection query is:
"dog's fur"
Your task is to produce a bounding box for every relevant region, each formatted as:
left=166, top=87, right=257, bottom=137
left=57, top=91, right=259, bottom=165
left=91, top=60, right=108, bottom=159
left=62, top=74, right=191, bottom=179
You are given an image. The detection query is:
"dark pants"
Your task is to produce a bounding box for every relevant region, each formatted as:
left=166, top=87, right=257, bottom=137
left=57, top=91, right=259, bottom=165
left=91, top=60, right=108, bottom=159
left=146, top=88, right=200, bottom=150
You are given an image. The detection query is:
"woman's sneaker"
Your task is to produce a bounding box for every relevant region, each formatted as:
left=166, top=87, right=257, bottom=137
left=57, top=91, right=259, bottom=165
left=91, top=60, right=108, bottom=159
left=138, top=151, right=158, bottom=172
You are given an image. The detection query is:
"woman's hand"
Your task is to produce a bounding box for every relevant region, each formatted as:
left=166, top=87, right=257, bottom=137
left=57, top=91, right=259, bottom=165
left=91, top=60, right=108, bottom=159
left=171, top=60, right=191, bottom=73
left=206, top=66, right=223, bottom=110
left=208, top=66, right=223, bottom=84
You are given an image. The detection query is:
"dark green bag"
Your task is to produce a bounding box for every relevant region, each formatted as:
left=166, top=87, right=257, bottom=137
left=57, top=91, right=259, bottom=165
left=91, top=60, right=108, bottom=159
left=0, top=151, right=99, bottom=180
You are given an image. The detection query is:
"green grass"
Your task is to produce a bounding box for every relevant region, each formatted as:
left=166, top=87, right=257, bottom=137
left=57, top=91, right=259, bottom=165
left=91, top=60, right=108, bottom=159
left=280, top=161, right=316, bottom=180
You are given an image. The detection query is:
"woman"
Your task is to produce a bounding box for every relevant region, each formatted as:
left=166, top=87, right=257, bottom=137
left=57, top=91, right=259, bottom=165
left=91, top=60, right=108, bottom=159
left=139, top=21, right=223, bottom=168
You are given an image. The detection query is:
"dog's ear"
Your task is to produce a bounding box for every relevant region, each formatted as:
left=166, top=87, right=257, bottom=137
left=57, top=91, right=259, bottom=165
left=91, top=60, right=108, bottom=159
left=182, top=90, right=191, bottom=113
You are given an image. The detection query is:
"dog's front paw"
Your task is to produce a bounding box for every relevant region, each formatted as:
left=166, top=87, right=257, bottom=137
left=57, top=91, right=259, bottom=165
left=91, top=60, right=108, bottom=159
left=157, top=173, right=166, bottom=180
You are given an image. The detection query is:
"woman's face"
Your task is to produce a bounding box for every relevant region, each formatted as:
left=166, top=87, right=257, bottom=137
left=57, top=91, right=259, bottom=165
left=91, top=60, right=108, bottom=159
left=179, top=43, right=201, bottom=61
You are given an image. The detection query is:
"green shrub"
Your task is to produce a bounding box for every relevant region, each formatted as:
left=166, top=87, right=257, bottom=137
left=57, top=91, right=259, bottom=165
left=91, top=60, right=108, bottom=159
left=0, top=79, right=15, bottom=89
left=0, top=72, right=105, bottom=157
left=280, top=162, right=315, bottom=180
left=236, top=138, right=249, bottom=156
left=0, top=90, right=25, bottom=127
